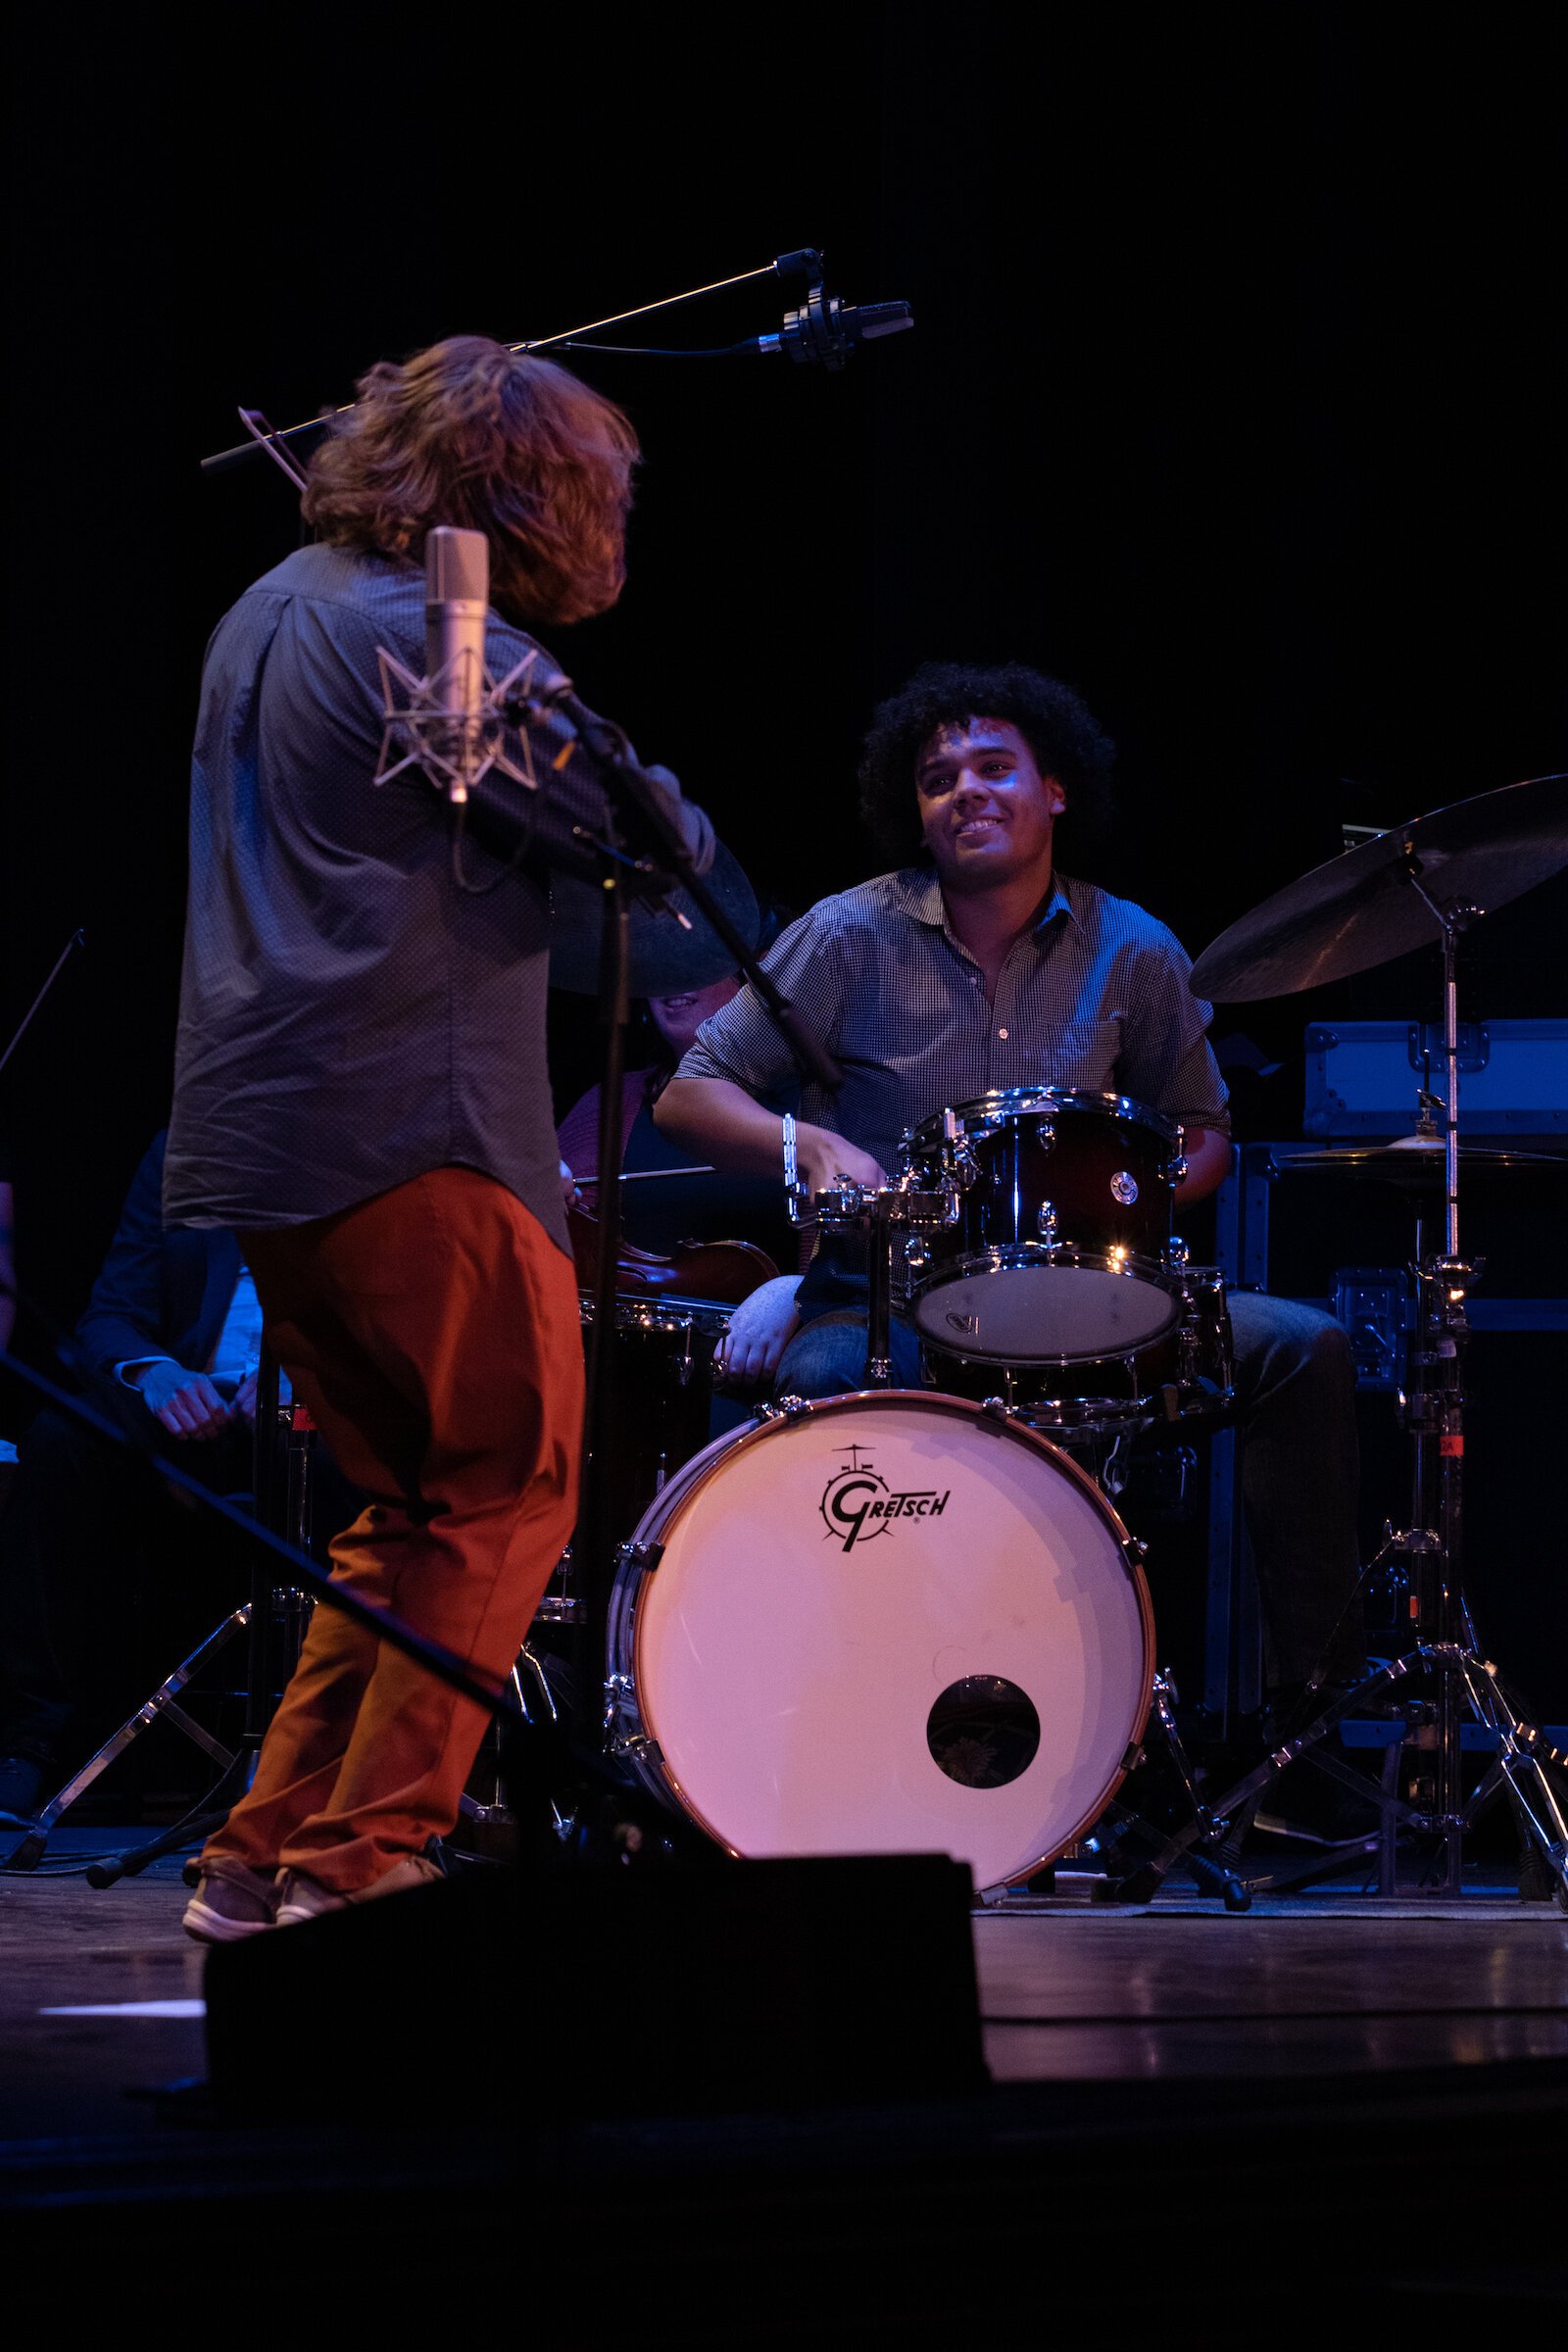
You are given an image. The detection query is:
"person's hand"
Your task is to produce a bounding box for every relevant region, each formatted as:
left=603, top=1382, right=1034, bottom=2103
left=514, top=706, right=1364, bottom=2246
left=231, top=1369, right=260, bottom=1428
left=559, top=1157, right=579, bottom=1204
left=136, top=1361, right=233, bottom=1441
left=713, top=1277, right=802, bottom=1394
left=794, top=1125, right=887, bottom=1202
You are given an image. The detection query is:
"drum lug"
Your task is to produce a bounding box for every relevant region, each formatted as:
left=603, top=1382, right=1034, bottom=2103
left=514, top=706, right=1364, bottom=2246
left=1035, top=1199, right=1058, bottom=1242
left=1122, top=1536, right=1150, bottom=1567
left=980, top=1396, right=1024, bottom=1423
left=616, top=1732, right=664, bottom=1765
left=1167, top=1233, right=1191, bottom=1267
left=751, top=1392, right=810, bottom=1424
left=1119, top=1741, right=1146, bottom=1775
left=613, top=1538, right=664, bottom=1573
left=602, top=1672, right=662, bottom=1766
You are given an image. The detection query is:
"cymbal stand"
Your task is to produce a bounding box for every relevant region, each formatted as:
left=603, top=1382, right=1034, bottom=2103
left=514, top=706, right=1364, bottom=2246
left=1193, top=887, right=1568, bottom=1904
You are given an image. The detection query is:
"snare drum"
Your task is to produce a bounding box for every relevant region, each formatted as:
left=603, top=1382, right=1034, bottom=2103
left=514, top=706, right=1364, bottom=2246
left=905, top=1089, right=1187, bottom=1365
left=606, top=1390, right=1154, bottom=1892
left=927, top=1266, right=1233, bottom=1435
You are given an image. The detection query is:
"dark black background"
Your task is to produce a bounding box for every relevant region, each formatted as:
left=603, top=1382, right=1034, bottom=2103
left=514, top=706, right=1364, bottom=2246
left=3, top=6, right=1564, bottom=1688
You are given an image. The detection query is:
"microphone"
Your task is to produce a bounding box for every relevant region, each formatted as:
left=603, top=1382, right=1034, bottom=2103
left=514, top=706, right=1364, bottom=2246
left=374, top=525, right=537, bottom=805
left=423, top=525, right=489, bottom=801
left=752, top=286, right=914, bottom=370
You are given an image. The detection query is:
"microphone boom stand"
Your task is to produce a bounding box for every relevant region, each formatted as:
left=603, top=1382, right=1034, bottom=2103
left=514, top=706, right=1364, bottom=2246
left=518, top=688, right=840, bottom=1786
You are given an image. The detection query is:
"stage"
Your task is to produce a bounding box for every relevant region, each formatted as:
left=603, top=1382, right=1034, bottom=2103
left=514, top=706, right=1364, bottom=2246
left=3, top=1835, right=1564, bottom=2330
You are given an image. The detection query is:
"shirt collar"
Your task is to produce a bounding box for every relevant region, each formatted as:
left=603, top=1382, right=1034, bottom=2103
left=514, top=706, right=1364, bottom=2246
left=894, top=865, right=1081, bottom=936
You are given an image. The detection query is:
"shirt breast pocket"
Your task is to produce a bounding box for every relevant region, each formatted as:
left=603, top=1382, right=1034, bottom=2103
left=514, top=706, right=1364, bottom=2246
left=1042, top=1017, right=1122, bottom=1095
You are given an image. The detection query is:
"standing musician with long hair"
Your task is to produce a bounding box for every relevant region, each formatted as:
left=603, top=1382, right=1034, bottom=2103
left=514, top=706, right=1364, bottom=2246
left=167, top=336, right=714, bottom=1941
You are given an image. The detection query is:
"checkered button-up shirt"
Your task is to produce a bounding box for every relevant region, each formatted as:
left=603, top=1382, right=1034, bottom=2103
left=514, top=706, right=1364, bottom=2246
left=677, top=866, right=1229, bottom=1170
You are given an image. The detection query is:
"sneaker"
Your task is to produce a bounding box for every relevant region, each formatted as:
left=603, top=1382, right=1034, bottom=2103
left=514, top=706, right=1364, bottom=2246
left=274, top=1851, right=444, bottom=1926
left=0, top=1756, right=46, bottom=1832
left=182, top=1857, right=279, bottom=1943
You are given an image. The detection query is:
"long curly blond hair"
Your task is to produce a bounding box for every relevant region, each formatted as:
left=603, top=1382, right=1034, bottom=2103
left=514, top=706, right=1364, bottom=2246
left=302, top=334, right=639, bottom=626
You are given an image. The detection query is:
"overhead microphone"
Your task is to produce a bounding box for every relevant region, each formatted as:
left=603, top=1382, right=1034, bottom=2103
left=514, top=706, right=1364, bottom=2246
left=752, top=286, right=914, bottom=370
left=374, top=526, right=537, bottom=805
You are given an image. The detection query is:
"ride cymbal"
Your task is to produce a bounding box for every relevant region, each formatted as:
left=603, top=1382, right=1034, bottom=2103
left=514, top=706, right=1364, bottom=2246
left=1191, top=772, right=1568, bottom=1003
left=1270, top=1139, right=1568, bottom=1191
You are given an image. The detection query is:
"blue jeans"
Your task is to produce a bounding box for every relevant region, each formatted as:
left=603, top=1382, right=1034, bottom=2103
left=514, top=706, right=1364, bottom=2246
left=774, top=1290, right=1363, bottom=1690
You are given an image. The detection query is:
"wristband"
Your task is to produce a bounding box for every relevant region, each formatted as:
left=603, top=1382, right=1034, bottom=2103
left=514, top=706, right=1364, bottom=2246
left=782, top=1112, right=798, bottom=1196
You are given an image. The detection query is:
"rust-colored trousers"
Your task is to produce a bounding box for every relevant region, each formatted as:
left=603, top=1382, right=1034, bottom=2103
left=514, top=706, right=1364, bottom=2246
left=203, top=1168, right=583, bottom=1892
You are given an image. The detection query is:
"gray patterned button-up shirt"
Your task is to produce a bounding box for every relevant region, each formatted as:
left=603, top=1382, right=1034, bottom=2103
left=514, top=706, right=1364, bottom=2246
left=676, top=866, right=1228, bottom=1312
left=165, top=543, right=712, bottom=1253
left=677, top=866, right=1229, bottom=1168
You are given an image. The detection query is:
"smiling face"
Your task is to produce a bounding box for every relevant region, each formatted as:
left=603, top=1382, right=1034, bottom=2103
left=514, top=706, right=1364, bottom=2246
left=914, top=717, right=1066, bottom=896
left=648, top=972, right=742, bottom=1060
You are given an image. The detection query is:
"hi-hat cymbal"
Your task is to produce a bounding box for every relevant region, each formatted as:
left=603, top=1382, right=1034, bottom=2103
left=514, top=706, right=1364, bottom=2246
left=549, top=839, right=761, bottom=998
left=1271, top=1139, right=1568, bottom=1191
left=1191, top=772, right=1568, bottom=1003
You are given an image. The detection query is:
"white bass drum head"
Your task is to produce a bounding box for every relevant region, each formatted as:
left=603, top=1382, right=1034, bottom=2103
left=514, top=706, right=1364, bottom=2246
left=621, top=1392, right=1153, bottom=1893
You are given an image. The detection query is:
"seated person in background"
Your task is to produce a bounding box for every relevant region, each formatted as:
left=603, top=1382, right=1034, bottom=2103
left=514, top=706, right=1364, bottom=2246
left=0, top=1128, right=263, bottom=1829
left=656, top=662, right=1367, bottom=1723
left=555, top=888, right=803, bottom=1316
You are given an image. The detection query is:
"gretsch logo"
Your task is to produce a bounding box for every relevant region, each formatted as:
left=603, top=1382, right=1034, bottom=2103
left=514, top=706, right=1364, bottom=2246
left=818, top=1444, right=951, bottom=1552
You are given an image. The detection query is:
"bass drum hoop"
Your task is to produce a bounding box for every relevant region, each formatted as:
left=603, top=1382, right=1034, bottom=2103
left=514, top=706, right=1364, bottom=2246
left=606, top=1388, right=1157, bottom=1888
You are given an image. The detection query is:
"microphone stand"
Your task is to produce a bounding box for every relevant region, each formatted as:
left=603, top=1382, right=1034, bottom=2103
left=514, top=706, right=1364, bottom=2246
left=199, top=249, right=849, bottom=486
left=513, top=684, right=841, bottom=1787
left=0, top=1337, right=571, bottom=1839
left=0, top=928, right=85, bottom=1083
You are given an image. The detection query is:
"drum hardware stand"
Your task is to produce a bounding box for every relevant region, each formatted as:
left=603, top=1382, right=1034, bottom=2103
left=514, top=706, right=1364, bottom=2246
left=1192, top=888, right=1568, bottom=1907
left=1040, top=1670, right=1252, bottom=1911
left=453, top=1649, right=575, bottom=1849
left=3, top=1348, right=316, bottom=1879
left=789, top=1151, right=964, bottom=1392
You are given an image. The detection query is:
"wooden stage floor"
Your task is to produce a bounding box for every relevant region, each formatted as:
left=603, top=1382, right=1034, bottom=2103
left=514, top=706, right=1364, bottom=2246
left=3, top=1834, right=1566, bottom=2330
left=4, top=1837, right=1565, bottom=2134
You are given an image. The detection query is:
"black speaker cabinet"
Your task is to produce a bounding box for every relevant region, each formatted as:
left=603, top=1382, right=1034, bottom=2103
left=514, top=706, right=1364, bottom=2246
left=204, top=1852, right=986, bottom=2123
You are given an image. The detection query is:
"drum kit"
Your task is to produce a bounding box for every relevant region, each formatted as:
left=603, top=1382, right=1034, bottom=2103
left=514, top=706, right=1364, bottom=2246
left=557, top=772, right=1568, bottom=1909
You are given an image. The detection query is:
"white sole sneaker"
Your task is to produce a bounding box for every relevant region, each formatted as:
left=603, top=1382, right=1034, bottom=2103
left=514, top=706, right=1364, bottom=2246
left=181, top=1891, right=275, bottom=1943
left=274, top=1854, right=442, bottom=1927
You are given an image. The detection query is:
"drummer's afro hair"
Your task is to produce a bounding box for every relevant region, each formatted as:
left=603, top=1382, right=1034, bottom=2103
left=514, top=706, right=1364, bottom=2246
left=858, top=662, right=1115, bottom=869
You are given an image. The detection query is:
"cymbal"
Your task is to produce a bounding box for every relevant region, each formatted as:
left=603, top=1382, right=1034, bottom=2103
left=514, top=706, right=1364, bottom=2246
left=549, top=839, right=761, bottom=998
left=1272, top=1139, right=1568, bottom=1191
left=1190, top=772, right=1568, bottom=1003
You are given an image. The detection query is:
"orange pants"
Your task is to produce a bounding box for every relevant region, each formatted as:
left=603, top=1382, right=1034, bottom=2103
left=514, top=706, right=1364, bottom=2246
left=203, top=1167, right=583, bottom=1892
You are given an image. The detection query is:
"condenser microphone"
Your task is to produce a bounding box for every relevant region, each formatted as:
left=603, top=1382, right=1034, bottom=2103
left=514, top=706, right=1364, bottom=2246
left=753, top=288, right=914, bottom=369
left=424, top=525, right=489, bottom=803
left=375, top=524, right=536, bottom=806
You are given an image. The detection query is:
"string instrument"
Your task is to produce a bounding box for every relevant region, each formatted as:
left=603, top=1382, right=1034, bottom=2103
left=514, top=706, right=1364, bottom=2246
left=566, top=1198, right=777, bottom=1307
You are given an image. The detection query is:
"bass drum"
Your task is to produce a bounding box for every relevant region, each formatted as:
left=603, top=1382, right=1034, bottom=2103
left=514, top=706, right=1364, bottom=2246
left=606, top=1391, right=1154, bottom=1893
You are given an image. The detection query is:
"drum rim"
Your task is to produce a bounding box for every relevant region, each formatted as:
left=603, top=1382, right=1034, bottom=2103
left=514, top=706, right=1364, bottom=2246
left=910, top=1247, right=1183, bottom=1361
left=577, top=1289, right=732, bottom=1336
left=910, top=1086, right=1183, bottom=1148
left=609, top=1387, right=1156, bottom=1890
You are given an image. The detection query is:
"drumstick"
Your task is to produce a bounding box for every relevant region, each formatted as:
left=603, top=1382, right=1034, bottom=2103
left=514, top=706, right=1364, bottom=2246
left=576, top=1165, right=717, bottom=1184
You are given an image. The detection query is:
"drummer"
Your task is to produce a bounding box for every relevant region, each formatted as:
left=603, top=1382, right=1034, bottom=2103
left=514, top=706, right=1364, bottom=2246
left=656, top=662, right=1367, bottom=1719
